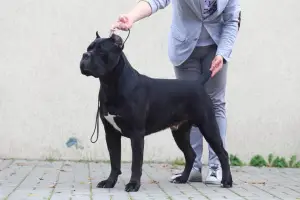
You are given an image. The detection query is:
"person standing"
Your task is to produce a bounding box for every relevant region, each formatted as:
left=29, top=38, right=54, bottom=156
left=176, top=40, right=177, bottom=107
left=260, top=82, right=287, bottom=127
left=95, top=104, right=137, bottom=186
left=111, top=0, right=241, bottom=185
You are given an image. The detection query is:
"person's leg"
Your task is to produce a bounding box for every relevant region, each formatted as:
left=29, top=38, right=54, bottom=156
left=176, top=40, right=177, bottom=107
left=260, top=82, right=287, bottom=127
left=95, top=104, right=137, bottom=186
left=172, top=48, right=204, bottom=182
left=200, top=44, right=228, bottom=184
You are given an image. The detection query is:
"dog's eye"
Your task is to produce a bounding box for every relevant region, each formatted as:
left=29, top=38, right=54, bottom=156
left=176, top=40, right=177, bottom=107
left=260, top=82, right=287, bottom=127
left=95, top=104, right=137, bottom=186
left=95, top=51, right=108, bottom=63
left=100, top=53, right=108, bottom=64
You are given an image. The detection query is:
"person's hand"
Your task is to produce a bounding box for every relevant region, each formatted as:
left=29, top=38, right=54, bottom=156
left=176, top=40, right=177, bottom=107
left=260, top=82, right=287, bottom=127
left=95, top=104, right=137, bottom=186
left=210, top=55, right=224, bottom=77
left=111, top=15, right=134, bottom=32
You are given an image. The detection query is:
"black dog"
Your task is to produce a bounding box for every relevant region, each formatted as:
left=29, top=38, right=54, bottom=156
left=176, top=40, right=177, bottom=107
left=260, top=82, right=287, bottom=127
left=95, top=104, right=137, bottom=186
left=80, top=32, right=232, bottom=192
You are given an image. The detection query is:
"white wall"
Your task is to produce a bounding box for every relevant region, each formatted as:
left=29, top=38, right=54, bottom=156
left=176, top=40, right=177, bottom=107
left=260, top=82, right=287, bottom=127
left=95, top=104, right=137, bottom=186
left=1, top=0, right=299, bottom=163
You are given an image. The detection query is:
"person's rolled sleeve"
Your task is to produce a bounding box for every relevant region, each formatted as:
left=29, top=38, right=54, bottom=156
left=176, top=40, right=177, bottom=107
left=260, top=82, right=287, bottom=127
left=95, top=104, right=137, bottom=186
left=216, top=0, right=241, bottom=62
left=144, top=0, right=170, bottom=14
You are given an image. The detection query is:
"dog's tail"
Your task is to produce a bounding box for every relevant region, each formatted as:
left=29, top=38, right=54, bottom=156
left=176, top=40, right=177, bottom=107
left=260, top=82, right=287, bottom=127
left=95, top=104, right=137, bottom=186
left=199, top=69, right=212, bottom=85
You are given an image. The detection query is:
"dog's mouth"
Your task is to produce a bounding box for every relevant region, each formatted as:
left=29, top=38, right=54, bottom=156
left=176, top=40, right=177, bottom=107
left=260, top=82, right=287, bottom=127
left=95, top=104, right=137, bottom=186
left=80, top=66, right=102, bottom=78
left=82, top=70, right=92, bottom=76
left=80, top=62, right=92, bottom=76
left=81, top=68, right=93, bottom=76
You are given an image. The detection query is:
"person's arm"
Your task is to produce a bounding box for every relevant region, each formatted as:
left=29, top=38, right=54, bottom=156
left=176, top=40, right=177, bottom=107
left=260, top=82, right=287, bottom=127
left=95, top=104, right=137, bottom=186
left=111, top=0, right=170, bottom=31
left=216, top=0, right=241, bottom=62
left=128, top=0, right=171, bottom=23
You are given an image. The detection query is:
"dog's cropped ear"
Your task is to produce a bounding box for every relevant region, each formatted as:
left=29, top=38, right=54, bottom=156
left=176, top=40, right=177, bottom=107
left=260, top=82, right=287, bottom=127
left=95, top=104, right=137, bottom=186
left=96, top=31, right=101, bottom=39
left=110, top=33, right=123, bottom=48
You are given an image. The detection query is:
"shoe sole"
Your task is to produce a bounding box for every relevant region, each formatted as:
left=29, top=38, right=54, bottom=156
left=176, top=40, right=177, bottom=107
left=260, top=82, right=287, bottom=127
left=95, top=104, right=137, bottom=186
left=204, top=180, right=221, bottom=185
left=170, top=173, right=203, bottom=183
left=189, top=177, right=203, bottom=182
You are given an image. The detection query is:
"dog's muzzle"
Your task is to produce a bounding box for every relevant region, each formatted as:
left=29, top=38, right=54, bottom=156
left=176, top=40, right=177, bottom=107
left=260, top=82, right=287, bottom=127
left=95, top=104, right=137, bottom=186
left=80, top=52, right=92, bottom=76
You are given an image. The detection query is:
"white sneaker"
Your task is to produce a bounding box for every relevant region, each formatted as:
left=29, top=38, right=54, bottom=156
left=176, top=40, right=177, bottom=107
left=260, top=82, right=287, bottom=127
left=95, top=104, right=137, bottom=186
left=170, top=168, right=202, bottom=182
left=205, top=166, right=222, bottom=185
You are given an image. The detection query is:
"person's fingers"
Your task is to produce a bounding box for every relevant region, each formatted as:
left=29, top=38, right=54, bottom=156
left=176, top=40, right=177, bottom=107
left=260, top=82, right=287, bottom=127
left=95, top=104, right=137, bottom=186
left=210, top=56, right=224, bottom=77
left=119, top=15, right=128, bottom=23
left=111, top=15, right=129, bottom=31
left=211, top=67, right=218, bottom=77
left=111, top=22, right=119, bottom=31
left=215, top=59, right=222, bottom=66
left=211, top=69, right=216, bottom=77
left=210, top=57, right=218, bottom=70
left=111, top=22, right=129, bottom=31
left=212, top=64, right=223, bottom=77
left=119, top=24, right=129, bottom=30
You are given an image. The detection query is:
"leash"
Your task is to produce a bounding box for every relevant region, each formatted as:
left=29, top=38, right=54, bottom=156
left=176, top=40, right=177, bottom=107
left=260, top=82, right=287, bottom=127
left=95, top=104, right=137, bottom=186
left=122, top=29, right=130, bottom=46
left=90, top=87, right=101, bottom=143
left=90, top=29, right=131, bottom=144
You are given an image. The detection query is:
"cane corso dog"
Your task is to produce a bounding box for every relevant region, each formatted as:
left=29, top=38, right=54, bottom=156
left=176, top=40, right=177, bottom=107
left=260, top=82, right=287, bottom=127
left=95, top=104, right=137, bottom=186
left=79, top=32, right=232, bottom=192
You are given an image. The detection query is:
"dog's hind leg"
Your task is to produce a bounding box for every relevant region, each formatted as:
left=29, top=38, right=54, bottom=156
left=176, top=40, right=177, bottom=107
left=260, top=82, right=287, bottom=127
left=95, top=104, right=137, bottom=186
left=194, top=108, right=233, bottom=188
left=97, top=119, right=122, bottom=189
left=171, top=122, right=195, bottom=184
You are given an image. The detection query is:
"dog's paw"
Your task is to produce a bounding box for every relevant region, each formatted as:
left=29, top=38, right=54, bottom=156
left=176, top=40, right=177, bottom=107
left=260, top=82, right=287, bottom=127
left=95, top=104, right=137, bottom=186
left=125, top=181, right=141, bottom=192
left=221, top=180, right=233, bottom=188
left=221, top=172, right=233, bottom=188
left=97, top=179, right=116, bottom=188
left=170, top=175, right=188, bottom=184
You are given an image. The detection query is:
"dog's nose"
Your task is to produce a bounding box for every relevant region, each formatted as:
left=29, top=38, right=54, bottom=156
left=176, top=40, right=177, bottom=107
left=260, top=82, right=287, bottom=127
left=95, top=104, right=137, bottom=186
left=82, top=52, right=90, bottom=60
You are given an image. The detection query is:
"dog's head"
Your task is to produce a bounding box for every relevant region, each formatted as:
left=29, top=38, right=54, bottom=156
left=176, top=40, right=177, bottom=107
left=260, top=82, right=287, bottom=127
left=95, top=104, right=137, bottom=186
left=80, top=32, right=124, bottom=78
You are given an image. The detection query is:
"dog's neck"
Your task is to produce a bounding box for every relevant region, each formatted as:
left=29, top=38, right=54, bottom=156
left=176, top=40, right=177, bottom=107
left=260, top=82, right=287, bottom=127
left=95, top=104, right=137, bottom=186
left=99, top=52, right=139, bottom=103
left=99, top=54, right=124, bottom=86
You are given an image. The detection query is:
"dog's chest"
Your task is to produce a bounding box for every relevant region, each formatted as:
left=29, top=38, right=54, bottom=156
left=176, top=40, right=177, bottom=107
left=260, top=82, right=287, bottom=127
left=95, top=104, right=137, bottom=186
left=102, top=105, right=131, bottom=135
left=103, top=113, right=122, bottom=133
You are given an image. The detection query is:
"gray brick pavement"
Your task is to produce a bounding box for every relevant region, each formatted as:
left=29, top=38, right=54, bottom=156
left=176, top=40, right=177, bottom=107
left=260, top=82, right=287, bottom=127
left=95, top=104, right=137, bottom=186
left=0, top=159, right=299, bottom=200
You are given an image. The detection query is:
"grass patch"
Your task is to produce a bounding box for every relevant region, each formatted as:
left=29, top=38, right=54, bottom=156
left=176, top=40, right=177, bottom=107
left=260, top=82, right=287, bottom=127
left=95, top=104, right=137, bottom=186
left=45, top=157, right=56, bottom=162
left=249, top=154, right=300, bottom=168
left=229, top=154, right=244, bottom=166
left=16, top=153, right=300, bottom=170
left=267, top=153, right=274, bottom=167
left=272, top=156, right=288, bottom=168
left=249, top=155, right=267, bottom=167
left=172, top=157, right=185, bottom=166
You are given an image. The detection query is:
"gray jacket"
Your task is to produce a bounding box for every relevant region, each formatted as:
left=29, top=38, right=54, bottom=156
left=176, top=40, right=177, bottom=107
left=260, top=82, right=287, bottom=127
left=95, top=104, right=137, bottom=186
left=147, top=0, right=241, bottom=66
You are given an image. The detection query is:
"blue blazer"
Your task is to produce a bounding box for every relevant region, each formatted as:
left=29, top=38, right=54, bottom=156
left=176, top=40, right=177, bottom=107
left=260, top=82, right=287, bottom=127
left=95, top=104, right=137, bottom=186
left=146, top=0, right=241, bottom=66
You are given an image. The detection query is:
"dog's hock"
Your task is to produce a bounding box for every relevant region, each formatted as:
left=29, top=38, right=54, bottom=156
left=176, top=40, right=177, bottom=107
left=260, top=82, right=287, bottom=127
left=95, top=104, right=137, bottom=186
left=104, top=113, right=122, bottom=133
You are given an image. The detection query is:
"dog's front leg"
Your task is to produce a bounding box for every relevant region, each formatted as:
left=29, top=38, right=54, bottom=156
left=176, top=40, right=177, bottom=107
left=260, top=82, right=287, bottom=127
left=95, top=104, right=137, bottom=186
left=97, top=121, right=121, bottom=189
left=125, top=134, right=144, bottom=192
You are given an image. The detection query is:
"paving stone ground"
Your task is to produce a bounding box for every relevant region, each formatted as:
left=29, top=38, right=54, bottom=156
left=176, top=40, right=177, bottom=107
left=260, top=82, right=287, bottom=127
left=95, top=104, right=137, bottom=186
left=0, top=159, right=300, bottom=200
